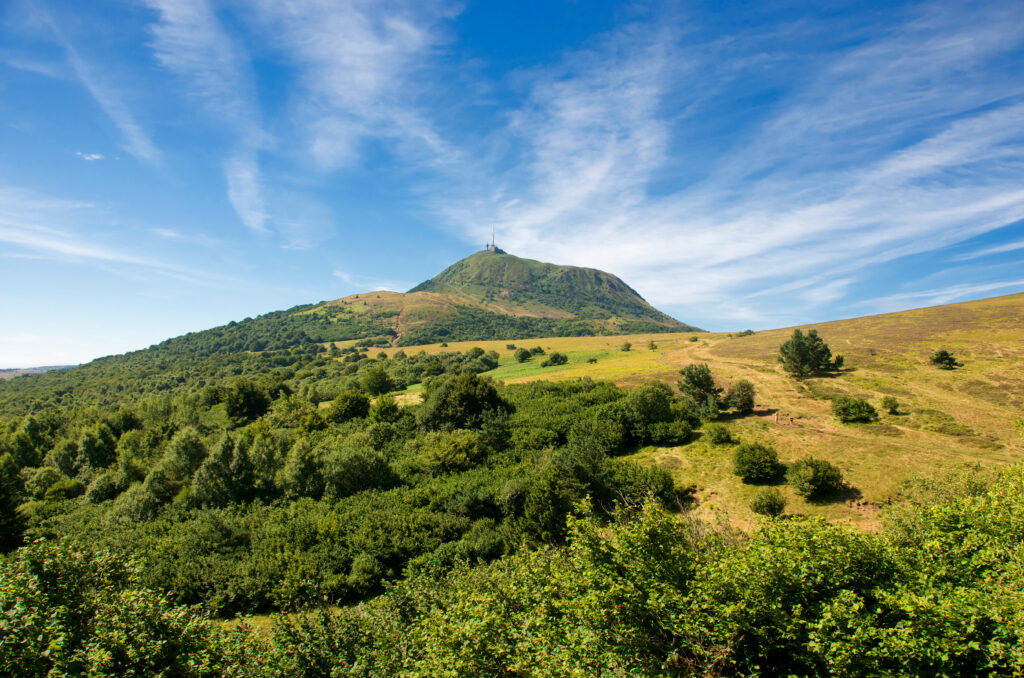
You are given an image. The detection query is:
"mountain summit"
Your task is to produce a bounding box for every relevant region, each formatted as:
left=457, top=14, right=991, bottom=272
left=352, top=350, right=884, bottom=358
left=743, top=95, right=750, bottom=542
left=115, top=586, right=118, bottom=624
left=409, top=251, right=682, bottom=326
left=315, top=250, right=699, bottom=346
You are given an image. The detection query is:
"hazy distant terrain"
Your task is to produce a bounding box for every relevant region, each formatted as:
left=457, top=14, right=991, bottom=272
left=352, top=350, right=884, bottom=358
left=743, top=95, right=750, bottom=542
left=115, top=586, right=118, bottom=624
left=0, top=365, right=75, bottom=380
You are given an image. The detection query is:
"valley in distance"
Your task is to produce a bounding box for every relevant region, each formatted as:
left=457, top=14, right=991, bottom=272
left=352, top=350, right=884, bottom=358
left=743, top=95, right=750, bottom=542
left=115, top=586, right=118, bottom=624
left=2, top=248, right=1022, bottom=676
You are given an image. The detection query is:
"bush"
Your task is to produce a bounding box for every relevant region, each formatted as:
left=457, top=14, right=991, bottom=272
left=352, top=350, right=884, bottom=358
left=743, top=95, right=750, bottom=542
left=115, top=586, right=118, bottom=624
left=788, top=456, right=843, bottom=498
left=678, top=363, right=723, bottom=405
left=621, top=342, right=632, bottom=352
left=832, top=397, right=877, bottom=423
left=646, top=420, right=692, bottom=446
left=704, top=423, right=734, bottom=445
left=881, top=395, right=899, bottom=414
left=732, top=443, right=782, bottom=483
left=513, top=348, right=531, bottom=363
left=541, top=352, right=568, bottom=367
left=750, top=487, right=786, bottom=517
left=726, top=379, right=756, bottom=413
left=43, top=478, right=86, bottom=501
left=930, top=349, right=963, bottom=369
left=529, top=346, right=545, bottom=356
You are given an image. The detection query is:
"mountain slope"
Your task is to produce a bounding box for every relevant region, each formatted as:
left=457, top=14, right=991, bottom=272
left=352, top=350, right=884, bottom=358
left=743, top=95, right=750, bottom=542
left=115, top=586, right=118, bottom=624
left=409, top=251, right=682, bottom=325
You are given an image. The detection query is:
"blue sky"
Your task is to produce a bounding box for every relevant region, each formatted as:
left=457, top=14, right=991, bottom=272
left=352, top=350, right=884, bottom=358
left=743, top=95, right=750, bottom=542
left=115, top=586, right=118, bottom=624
left=1, top=0, right=1023, bottom=367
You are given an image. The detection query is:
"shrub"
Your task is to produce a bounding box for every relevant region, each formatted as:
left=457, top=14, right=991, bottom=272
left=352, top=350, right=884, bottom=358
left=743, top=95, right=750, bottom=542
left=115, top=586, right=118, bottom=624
left=541, top=352, right=568, bottom=367
left=726, top=379, right=756, bottom=413
left=43, top=478, right=86, bottom=501
left=506, top=344, right=516, bottom=350
left=930, top=349, right=962, bottom=369
left=704, top=423, right=734, bottom=445
left=732, top=442, right=782, bottom=483
left=529, top=346, right=545, bottom=356
left=788, top=456, right=843, bottom=498
left=646, top=420, right=692, bottom=446
left=832, top=397, right=877, bottom=423
left=750, top=487, right=786, bottom=517
left=648, top=340, right=657, bottom=350
left=621, top=342, right=632, bottom=352
left=689, top=336, right=699, bottom=342
left=514, top=348, right=531, bottom=362
left=881, top=395, right=899, bottom=414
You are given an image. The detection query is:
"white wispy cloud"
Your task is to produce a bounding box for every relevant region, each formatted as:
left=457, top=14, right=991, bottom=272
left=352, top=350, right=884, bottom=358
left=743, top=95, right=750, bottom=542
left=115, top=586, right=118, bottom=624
left=427, top=3, right=1024, bottom=326
left=75, top=151, right=104, bottom=161
left=953, top=236, right=1024, bottom=261
left=246, top=0, right=457, bottom=169
left=143, top=0, right=268, bottom=232
left=0, top=184, right=232, bottom=285
left=38, top=8, right=160, bottom=164
left=860, top=279, right=1024, bottom=312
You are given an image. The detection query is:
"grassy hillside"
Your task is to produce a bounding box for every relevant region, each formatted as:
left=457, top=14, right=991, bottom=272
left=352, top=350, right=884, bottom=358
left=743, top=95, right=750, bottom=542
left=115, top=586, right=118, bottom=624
left=369, top=292, right=1024, bottom=528
left=409, top=251, right=693, bottom=327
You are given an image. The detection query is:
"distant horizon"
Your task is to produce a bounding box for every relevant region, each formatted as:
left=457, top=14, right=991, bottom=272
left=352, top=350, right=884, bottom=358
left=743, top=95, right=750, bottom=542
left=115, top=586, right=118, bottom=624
left=3, top=1, right=1023, bottom=367
left=3, top=255, right=1022, bottom=369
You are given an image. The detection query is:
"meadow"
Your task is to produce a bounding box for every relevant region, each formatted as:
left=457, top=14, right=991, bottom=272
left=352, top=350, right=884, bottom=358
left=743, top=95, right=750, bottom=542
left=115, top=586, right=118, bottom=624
left=356, top=292, right=1024, bottom=528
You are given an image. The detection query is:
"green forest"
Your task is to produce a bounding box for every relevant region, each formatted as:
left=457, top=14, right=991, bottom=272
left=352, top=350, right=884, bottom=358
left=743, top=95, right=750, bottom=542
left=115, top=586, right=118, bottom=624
left=1, top=335, right=1022, bottom=676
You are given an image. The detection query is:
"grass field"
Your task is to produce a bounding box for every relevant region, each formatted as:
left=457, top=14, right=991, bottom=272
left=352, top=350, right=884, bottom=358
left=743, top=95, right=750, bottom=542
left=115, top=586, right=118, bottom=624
left=366, top=293, right=1024, bottom=529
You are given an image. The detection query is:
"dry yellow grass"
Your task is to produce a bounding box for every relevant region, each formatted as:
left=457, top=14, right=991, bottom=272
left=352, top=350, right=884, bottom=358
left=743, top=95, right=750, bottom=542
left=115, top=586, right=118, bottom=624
left=372, top=293, right=1024, bottom=528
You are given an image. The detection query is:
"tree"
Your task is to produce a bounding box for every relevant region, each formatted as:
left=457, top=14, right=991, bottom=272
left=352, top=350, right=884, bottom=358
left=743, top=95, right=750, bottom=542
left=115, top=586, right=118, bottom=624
left=777, top=329, right=841, bottom=378
left=831, top=397, right=877, bottom=423
left=621, top=342, right=632, bottom=352
left=788, top=456, right=843, bottom=498
left=750, top=487, right=786, bottom=517
left=733, top=442, right=782, bottom=483
left=678, top=363, right=723, bottom=405
left=326, top=390, right=371, bottom=423
left=277, top=439, right=323, bottom=499
left=0, top=453, right=24, bottom=552
left=368, top=393, right=401, bottom=423
left=726, top=379, right=756, bottom=413
left=648, top=340, right=657, bottom=350
left=514, top=348, right=531, bottom=363
left=225, top=378, right=270, bottom=424
left=881, top=396, right=899, bottom=415
left=930, top=349, right=963, bottom=369
left=361, top=366, right=396, bottom=396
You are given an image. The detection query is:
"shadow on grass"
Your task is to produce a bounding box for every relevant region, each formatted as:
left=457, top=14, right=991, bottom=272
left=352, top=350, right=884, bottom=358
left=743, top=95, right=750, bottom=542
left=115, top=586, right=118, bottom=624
left=805, top=483, right=863, bottom=506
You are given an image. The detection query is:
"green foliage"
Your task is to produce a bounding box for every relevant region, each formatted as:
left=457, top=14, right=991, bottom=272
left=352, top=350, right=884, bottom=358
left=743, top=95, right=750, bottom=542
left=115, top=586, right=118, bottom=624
left=750, top=487, right=786, bottom=516
left=777, top=329, right=842, bottom=378
left=788, top=456, right=844, bottom=498
left=647, top=339, right=657, bottom=350
left=832, top=396, right=878, bottom=423
left=0, top=541, right=225, bottom=677
left=725, top=378, right=756, bottom=413
left=513, top=347, right=531, bottom=362
left=224, top=378, right=271, bottom=425
left=44, top=478, right=86, bottom=501
left=417, top=372, right=513, bottom=431
left=621, top=342, right=632, bottom=351
left=360, top=366, right=396, bottom=396
left=733, top=442, right=782, bottom=483
left=415, top=430, right=484, bottom=475
left=881, top=395, right=899, bottom=414
left=540, top=351, right=568, bottom=367
left=930, top=348, right=963, bottom=369
left=703, top=422, right=734, bottom=445
left=325, top=390, right=370, bottom=423
left=677, top=363, right=723, bottom=407
left=23, top=465, right=62, bottom=500
left=0, top=453, right=24, bottom=552
left=367, top=394, right=401, bottom=423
